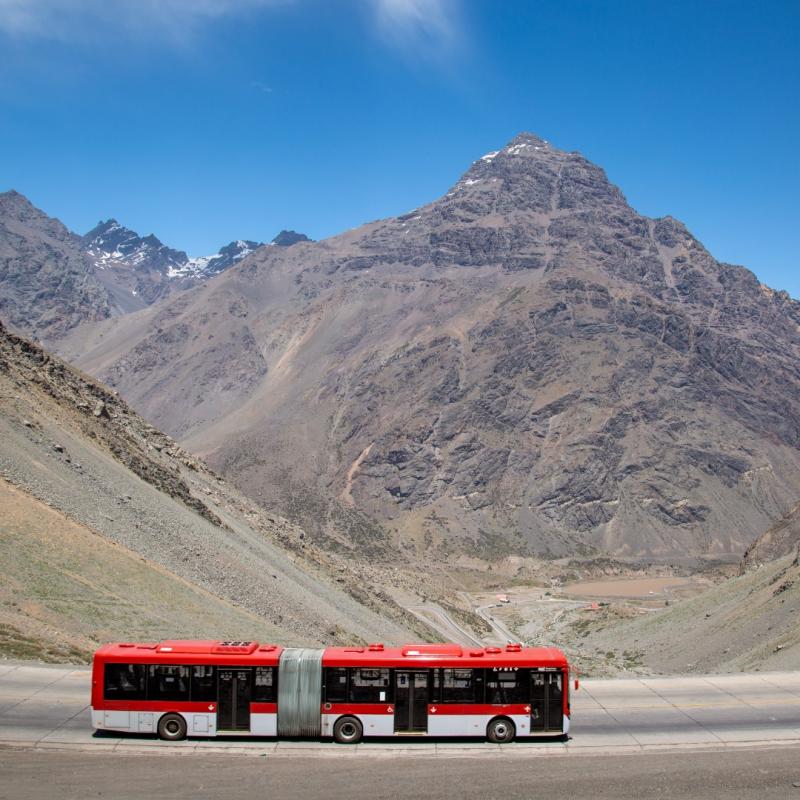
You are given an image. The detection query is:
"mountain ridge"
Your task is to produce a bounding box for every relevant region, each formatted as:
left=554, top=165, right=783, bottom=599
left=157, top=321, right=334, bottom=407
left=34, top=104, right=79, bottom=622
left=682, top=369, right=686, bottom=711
left=16, top=134, right=800, bottom=561
left=0, top=188, right=312, bottom=341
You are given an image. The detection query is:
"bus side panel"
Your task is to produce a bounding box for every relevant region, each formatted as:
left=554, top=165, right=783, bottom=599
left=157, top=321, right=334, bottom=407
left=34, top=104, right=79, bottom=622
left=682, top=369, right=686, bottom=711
left=92, top=707, right=218, bottom=736
left=249, top=714, right=277, bottom=736
left=187, top=712, right=216, bottom=735
left=428, top=713, right=478, bottom=736
left=321, top=704, right=395, bottom=737
left=321, top=713, right=395, bottom=737
left=94, top=709, right=130, bottom=729
left=428, top=713, right=532, bottom=737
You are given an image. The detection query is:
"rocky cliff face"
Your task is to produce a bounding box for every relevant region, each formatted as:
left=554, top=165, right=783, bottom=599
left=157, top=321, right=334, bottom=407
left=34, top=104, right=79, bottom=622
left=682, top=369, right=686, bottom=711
left=83, top=219, right=190, bottom=308
left=0, top=191, right=115, bottom=341
left=60, top=133, right=800, bottom=561
left=742, top=502, right=800, bottom=568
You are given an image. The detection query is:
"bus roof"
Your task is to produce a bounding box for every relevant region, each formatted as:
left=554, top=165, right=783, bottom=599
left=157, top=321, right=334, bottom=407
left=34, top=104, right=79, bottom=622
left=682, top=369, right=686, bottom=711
left=93, top=641, right=568, bottom=670
left=322, top=643, right=568, bottom=669
left=94, top=640, right=284, bottom=665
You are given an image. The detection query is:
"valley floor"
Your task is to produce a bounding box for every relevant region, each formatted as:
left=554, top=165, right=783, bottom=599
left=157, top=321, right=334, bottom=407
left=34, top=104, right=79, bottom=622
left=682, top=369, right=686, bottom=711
left=419, top=552, right=800, bottom=677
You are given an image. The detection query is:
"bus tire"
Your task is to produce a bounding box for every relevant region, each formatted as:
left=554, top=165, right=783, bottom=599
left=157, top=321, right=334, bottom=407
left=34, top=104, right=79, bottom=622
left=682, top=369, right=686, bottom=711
left=157, top=713, right=187, bottom=741
left=333, top=716, right=363, bottom=744
left=486, top=717, right=515, bottom=744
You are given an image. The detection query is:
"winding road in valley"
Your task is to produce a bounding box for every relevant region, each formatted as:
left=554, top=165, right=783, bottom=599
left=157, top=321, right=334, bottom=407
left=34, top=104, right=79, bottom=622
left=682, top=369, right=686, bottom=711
left=405, top=604, right=485, bottom=648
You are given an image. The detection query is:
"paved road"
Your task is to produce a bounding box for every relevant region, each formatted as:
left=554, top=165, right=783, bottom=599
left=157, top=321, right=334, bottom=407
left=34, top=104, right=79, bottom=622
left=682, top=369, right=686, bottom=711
left=405, top=605, right=485, bottom=647
left=2, top=747, right=800, bottom=800
left=1, top=662, right=800, bottom=757
left=475, top=603, right=518, bottom=642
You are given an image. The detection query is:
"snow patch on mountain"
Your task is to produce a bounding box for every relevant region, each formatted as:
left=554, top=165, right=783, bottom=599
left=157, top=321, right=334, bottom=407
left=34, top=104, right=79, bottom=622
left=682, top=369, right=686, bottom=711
left=83, top=220, right=265, bottom=281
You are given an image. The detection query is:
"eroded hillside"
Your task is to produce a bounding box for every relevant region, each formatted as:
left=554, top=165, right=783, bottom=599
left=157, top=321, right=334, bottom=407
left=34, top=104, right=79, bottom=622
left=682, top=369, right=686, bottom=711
left=0, top=321, right=423, bottom=659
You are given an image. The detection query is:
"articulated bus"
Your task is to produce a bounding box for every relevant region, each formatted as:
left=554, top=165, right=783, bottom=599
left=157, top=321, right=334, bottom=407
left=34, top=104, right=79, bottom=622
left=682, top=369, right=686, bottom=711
left=92, top=640, right=573, bottom=743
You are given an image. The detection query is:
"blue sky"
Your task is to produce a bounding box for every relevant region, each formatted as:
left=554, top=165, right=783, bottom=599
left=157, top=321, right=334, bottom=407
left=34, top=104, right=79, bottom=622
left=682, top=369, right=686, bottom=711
left=0, top=0, right=797, bottom=296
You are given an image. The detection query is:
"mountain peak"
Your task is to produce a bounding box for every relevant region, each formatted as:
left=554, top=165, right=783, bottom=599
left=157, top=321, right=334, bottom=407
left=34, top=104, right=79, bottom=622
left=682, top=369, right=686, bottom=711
left=439, top=133, right=625, bottom=216
left=83, top=219, right=187, bottom=276
left=0, top=189, right=43, bottom=221
left=1, top=189, right=27, bottom=203
left=506, top=131, right=551, bottom=148
left=180, top=239, right=264, bottom=279
left=272, top=230, right=312, bottom=247
left=475, top=132, right=554, bottom=164
left=83, top=218, right=129, bottom=243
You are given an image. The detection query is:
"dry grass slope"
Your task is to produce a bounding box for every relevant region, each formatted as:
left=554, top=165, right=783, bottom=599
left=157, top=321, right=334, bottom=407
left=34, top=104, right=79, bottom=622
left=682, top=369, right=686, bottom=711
left=575, top=553, right=800, bottom=674
left=0, top=481, right=285, bottom=662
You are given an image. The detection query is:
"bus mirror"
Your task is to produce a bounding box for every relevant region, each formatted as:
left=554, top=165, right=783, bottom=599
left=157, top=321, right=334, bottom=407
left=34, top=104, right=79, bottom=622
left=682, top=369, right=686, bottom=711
left=574, top=679, right=580, bottom=691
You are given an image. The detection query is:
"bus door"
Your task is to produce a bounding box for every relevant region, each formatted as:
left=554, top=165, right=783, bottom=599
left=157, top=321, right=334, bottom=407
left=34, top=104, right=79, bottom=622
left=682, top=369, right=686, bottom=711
left=531, top=670, right=564, bottom=732
left=394, top=671, right=429, bottom=733
left=218, top=667, right=252, bottom=731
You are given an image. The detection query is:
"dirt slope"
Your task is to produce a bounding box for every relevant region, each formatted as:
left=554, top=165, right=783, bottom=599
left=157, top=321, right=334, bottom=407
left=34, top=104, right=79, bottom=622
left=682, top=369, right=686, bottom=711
left=0, top=481, right=287, bottom=662
left=0, top=321, right=421, bottom=658
left=573, top=553, right=800, bottom=674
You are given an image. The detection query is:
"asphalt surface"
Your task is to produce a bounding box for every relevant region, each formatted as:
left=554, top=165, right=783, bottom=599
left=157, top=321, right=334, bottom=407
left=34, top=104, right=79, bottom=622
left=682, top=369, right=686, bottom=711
left=2, top=747, right=800, bottom=800
left=1, top=662, right=800, bottom=758
left=405, top=604, right=485, bottom=647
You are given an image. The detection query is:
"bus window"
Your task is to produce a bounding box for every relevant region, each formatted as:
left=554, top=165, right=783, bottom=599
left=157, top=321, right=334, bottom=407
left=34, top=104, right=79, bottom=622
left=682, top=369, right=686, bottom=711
left=486, top=668, right=530, bottom=704
left=440, top=669, right=482, bottom=703
left=191, top=666, right=216, bottom=702
left=253, top=667, right=276, bottom=702
left=348, top=668, right=391, bottom=703
left=325, top=667, right=348, bottom=702
left=148, top=665, right=190, bottom=701
left=104, top=663, right=146, bottom=700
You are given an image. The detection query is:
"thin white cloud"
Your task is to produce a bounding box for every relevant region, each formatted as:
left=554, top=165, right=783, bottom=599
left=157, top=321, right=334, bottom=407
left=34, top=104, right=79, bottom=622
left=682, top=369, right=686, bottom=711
left=0, top=0, right=464, bottom=61
left=0, top=0, right=288, bottom=42
left=373, top=0, right=461, bottom=59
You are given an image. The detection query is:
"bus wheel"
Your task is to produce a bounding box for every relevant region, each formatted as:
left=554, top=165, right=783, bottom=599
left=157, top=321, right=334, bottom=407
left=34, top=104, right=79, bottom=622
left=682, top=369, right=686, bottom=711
left=487, top=717, right=515, bottom=744
left=333, top=716, right=363, bottom=744
left=157, top=713, right=187, bottom=741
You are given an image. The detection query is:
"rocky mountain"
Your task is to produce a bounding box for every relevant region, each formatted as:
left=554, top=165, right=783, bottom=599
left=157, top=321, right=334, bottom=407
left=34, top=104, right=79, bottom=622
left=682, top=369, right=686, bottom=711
left=0, top=191, right=115, bottom=341
left=83, top=219, right=265, bottom=308
left=0, top=319, right=422, bottom=660
left=742, top=502, right=800, bottom=567
left=0, top=191, right=312, bottom=343
left=180, top=239, right=263, bottom=278
left=84, top=219, right=189, bottom=275
left=272, top=229, right=312, bottom=247
left=58, top=133, right=800, bottom=562
left=83, top=218, right=191, bottom=310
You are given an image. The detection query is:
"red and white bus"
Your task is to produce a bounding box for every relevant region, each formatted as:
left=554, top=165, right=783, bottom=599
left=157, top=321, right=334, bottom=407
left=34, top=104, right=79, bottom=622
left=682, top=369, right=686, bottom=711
left=92, top=640, right=572, bottom=743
